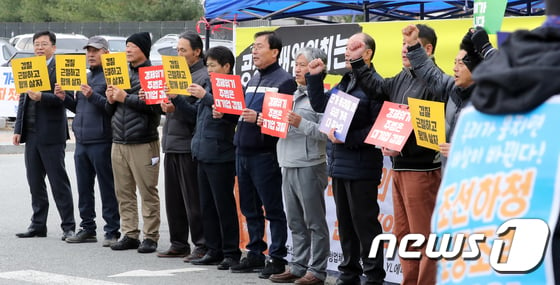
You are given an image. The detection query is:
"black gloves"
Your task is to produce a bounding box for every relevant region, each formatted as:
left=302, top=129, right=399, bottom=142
left=461, top=29, right=476, bottom=55
left=471, top=27, right=493, bottom=57
left=460, top=28, right=483, bottom=72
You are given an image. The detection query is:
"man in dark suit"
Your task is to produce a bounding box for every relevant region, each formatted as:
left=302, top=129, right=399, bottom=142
left=13, top=30, right=75, bottom=241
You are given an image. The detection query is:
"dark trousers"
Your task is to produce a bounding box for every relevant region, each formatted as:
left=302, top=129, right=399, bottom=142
left=236, top=152, right=287, bottom=261
left=74, top=142, right=120, bottom=238
left=164, top=153, right=204, bottom=251
left=24, top=133, right=75, bottom=232
left=332, top=178, right=386, bottom=285
left=198, top=161, right=241, bottom=259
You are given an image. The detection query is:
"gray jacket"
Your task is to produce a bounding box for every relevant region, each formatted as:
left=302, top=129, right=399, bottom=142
left=407, top=45, right=474, bottom=141
left=276, top=86, right=327, bottom=168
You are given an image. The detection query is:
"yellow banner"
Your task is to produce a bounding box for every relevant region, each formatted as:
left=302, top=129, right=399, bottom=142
left=162, top=55, right=191, bottom=95
left=101, top=52, right=130, bottom=90
left=11, top=56, right=51, bottom=93
left=408, top=97, right=445, bottom=151
left=56, top=54, right=87, bottom=91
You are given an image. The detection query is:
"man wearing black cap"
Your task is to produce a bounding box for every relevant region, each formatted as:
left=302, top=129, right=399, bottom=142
left=55, top=36, right=121, bottom=247
left=105, top=32, right=162, bottom=254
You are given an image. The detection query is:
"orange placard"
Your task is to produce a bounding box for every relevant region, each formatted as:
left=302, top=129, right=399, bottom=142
left=139, top=65, right=167, bottom=105
left=365, top=101, right=413, bottom=152
left=260, top=91, right=293, bottom=139
left=210, top=72, right=245, bottom=115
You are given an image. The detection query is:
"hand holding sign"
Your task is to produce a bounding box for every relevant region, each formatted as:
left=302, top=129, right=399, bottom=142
left=187, top=83, right=206, bottom=99
left=54, top=83, right=65, bottom=101
left=241, top=108, right=259, bottom=123
left=27, top=90, right=42, bottom=101
left=80, top=84, right=93, bottom=98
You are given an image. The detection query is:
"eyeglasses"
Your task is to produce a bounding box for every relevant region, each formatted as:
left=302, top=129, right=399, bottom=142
left=33, top=42, right=52, bottom=48
left=251, top=44, right=268, bottom=52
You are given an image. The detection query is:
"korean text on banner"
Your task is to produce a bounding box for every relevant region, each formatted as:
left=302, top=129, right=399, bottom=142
left=162, top=55, right=191, bottom=95
left=407, top=97, right=445, bottom=151
left=365, top=101, right=413, bottom=152
left=55, top=54, right=87, bottom=91
left=473, top=0, right=508, bottom=34
left=101, top=52, right=130, bottom=89
left=318, top=88, right=359, bottom=142
left=11, top=56, right=51, bottom=93
left=210, top=72, right=245, bottom=115
left=139, top=65, right=167, bottom=105
left=261, top=91, right=293, bottom=139
left=432, top=96, right=560, bottom=285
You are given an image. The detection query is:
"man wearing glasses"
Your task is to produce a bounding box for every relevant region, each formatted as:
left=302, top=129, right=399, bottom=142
left=13, top=30, right=76, bottom=242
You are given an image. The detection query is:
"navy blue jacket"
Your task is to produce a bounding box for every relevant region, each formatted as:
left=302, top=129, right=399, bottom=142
left=63, top=65, right=112, bottom=144
left=233, top=62, right=297, bottom=155
left=174, top=78, right=239, bottom=163
left=306, top=68, right=384, bottom=181
left=14, top=58, right=69, bottom=144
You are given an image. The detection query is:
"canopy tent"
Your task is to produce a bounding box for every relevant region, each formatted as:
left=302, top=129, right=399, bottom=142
left=204, top=0, right=545, bottom=24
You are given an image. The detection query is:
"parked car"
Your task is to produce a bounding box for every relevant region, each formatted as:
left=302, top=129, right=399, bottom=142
left=11, top=33, right=88, bottom=54
left=149, top=34, right=233, bottom=66
left=0, top=39, right=16, bottom=66
left=1, top=50, right=35, bottom=67
left=9, top=33, right=33, bottom=48
left=97, top=35, right=127, bottom=52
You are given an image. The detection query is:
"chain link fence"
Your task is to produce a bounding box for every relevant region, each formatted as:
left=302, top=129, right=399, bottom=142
left=0, top=21, right=233, bottom=42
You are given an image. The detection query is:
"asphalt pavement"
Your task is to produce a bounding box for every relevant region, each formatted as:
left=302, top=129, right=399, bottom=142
left=0, top=125, right=346, bottom=285
left=0, top=125, right=398, bottom=285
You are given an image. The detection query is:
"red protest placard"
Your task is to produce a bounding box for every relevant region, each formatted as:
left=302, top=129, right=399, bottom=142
left=261, top=91, right=293, bottom=139
left=210, top=72, right=245, bottom=115
left=139, top=65, right=168, bottom=105
left=364, top=101, right=413, bottom=152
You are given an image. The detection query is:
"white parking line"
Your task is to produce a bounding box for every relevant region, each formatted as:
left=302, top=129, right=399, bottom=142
left=109, top=268, right=207, bottom=277
left=0, top=270, right=128, bottom=285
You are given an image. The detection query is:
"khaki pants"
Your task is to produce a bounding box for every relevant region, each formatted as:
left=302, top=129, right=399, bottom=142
left=392, top=169, right=441, bottom=285
left=111, top=141, right=161, bottom=241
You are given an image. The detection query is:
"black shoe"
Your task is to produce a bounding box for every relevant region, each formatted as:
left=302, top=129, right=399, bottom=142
left=230, top=255, right=265, bottom=273
left=15, top=229, right=47, bottom=238
left=191, top=253, right=224, bottom=265
left=110, top=236, right=140, bottom=250
left=65, top=229, right=97, bottom=243
left=157, top=247, right=189, bottom=258
left=183, top=247, right=207, bottom=263
left=258, top=258, right=286, bottom=279
left=137, top=239, right=158, bottom=253
left=217, top=257, right=239, bottom=270
left=61, top=230, right=75, bottom=241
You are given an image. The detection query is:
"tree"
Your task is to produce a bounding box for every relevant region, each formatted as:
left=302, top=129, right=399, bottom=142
left=0, top=0, right=203, bottom=22
left=0, top=0, right=22, bottom=21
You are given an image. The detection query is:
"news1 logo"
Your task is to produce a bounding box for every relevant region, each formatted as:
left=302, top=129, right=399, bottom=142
left=369, top=218, right=550, bottom=273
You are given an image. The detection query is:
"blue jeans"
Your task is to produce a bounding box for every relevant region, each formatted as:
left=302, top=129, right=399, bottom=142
left=236, top=152, right=287, bottom=260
